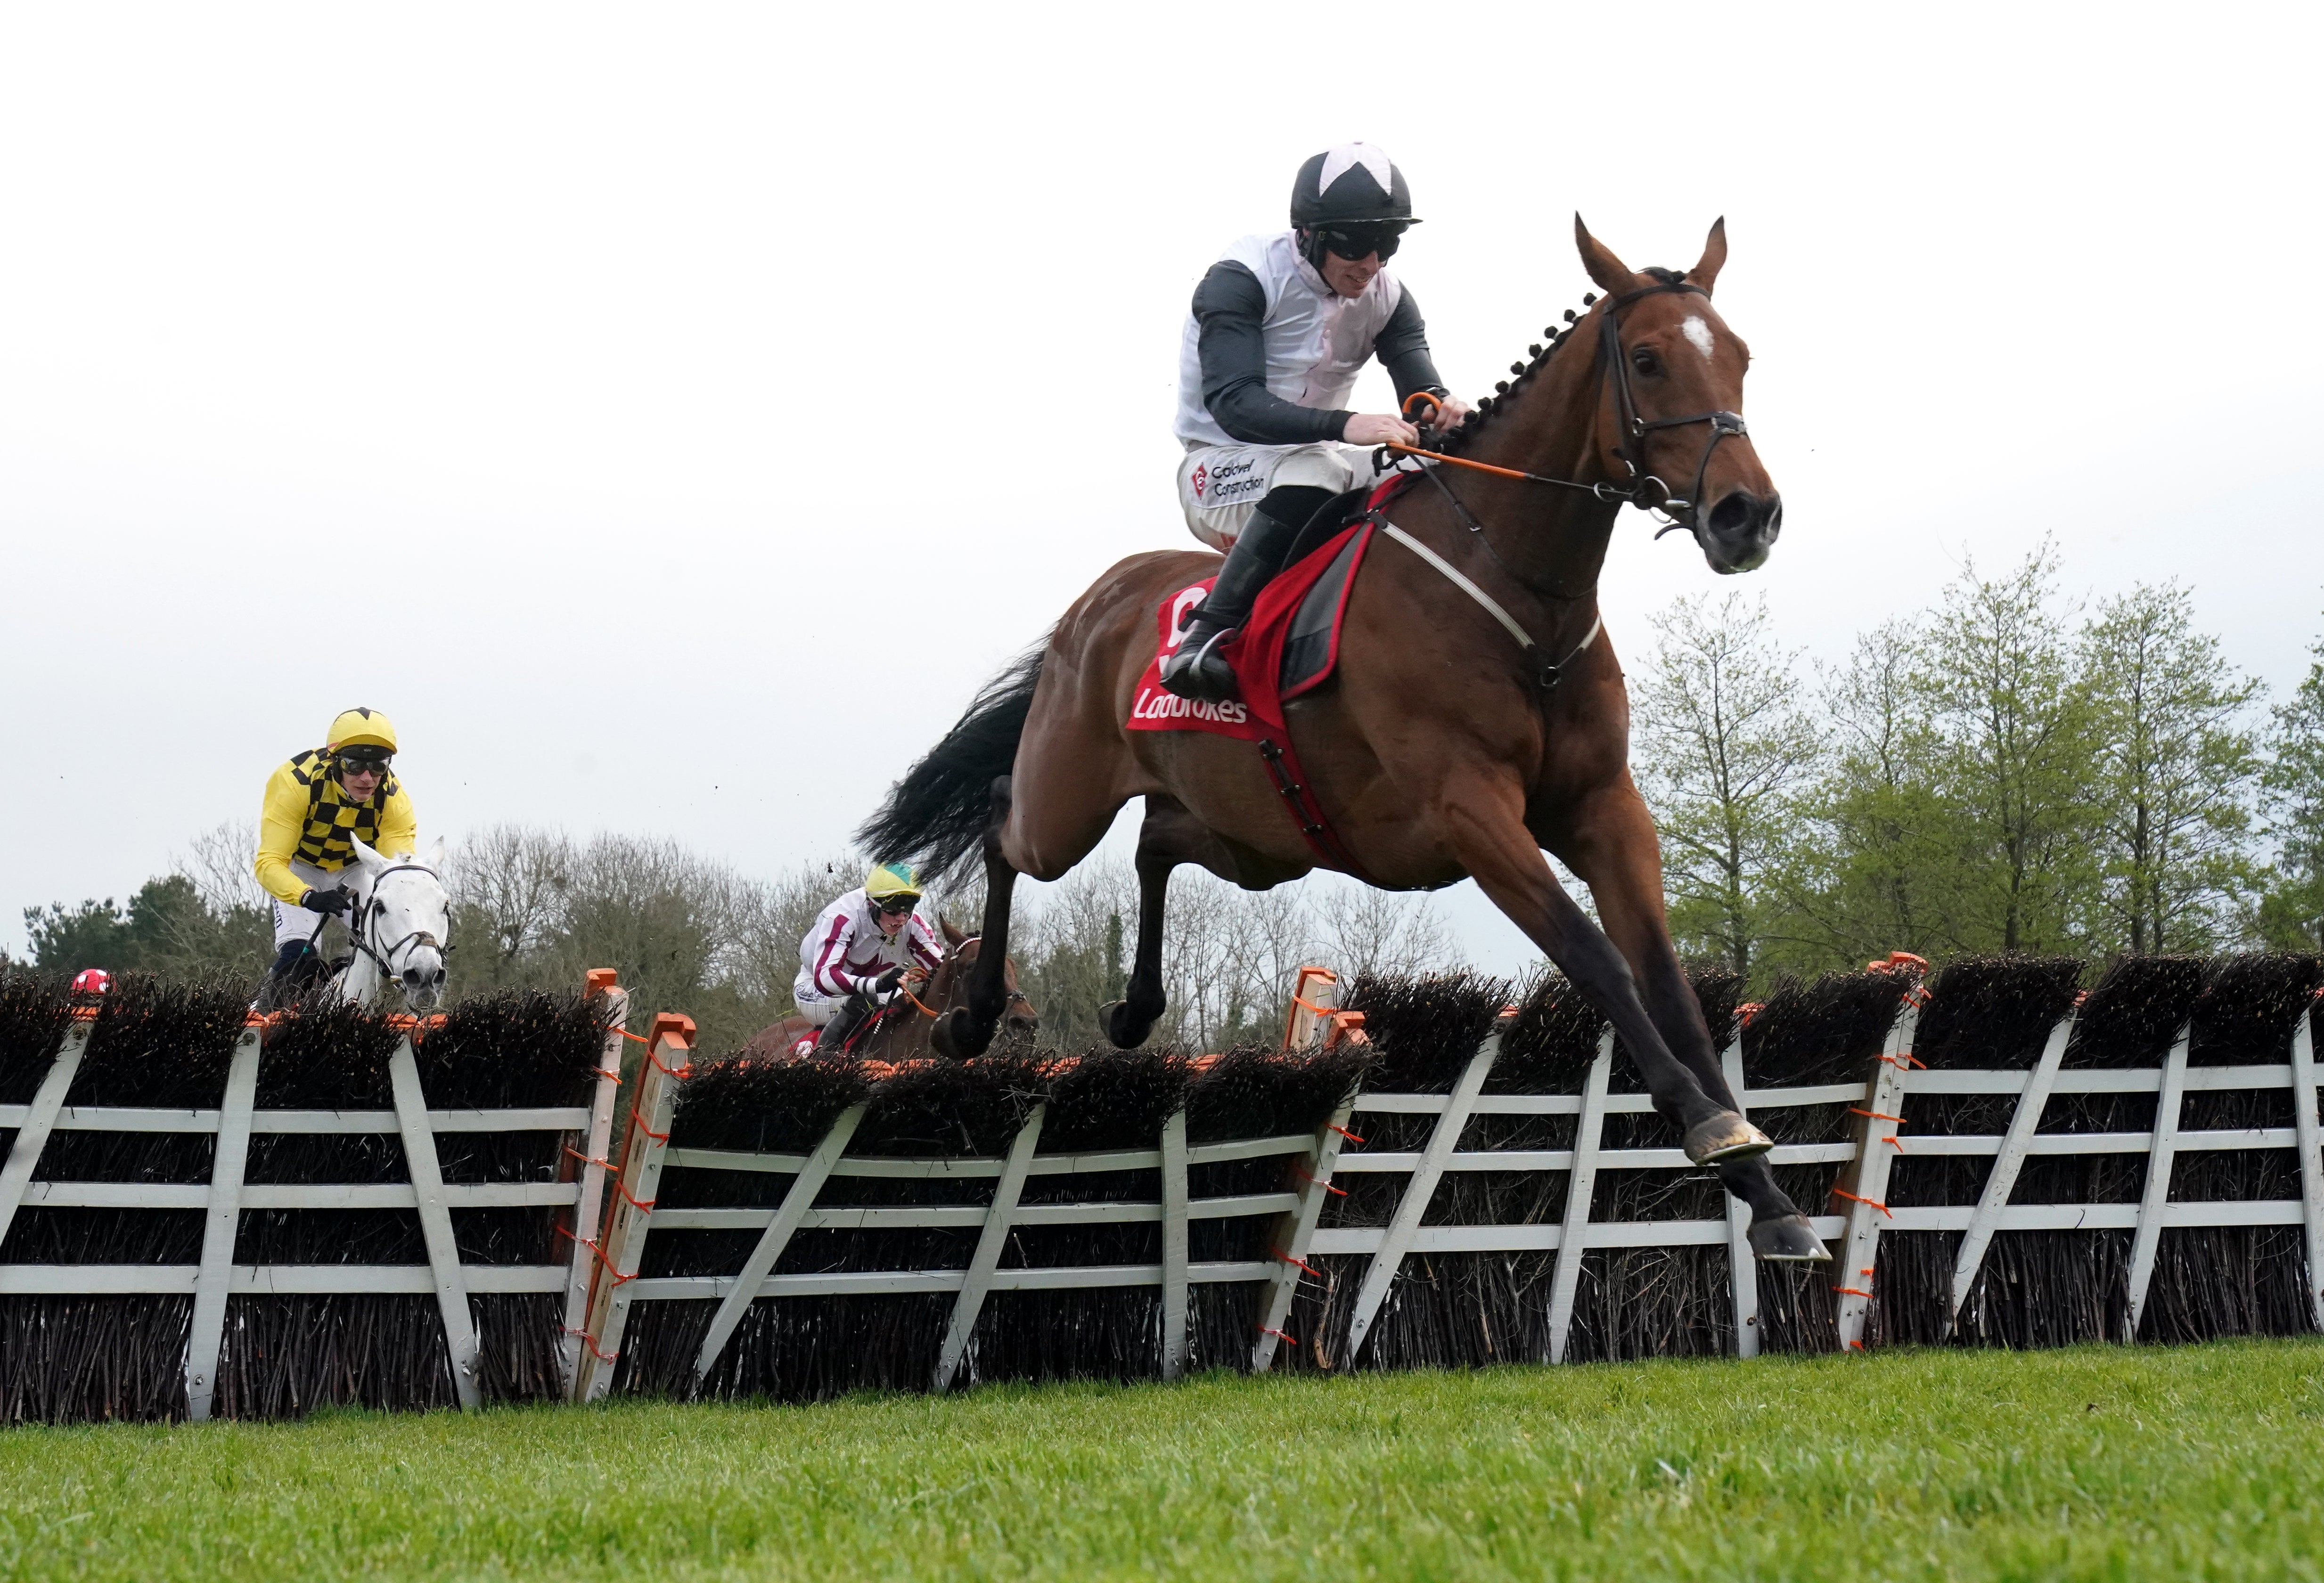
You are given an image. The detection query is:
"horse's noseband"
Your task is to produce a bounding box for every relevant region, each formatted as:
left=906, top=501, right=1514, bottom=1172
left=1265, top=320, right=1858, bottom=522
left=1599, top=281, right=1749, bottom=535
left=352, top=863, right=450, bottom=984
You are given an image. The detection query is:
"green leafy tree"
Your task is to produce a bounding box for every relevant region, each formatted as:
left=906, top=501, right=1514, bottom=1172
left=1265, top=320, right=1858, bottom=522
left=1628, top=591, right=1823, bottom=977
left=2260, top=619, right=2324, bottom=949
left=2079, top=584, right=2263, bottom=953
left=1773, top=618, right=1955, bottom=970
left=1916, top=544, right=2103, bottom=954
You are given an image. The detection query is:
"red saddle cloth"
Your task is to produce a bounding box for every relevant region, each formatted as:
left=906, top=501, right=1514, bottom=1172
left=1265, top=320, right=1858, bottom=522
left=1124, top=515, right=1380, bottom=875
left=1126, top=520, right=1375, bottom=743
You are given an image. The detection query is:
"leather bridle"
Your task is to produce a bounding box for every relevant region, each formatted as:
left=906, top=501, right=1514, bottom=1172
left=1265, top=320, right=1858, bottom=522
left=1363, top=277, right=1753, bottom=695
left=346, top=862, right=450, bottom=990
left=1597, top=279, right=1751, bottom=535
left=1383, top=277, right=1751, bottom=534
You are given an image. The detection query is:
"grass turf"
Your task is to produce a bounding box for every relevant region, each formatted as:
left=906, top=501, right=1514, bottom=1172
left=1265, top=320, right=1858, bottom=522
left=4, top=1340, right=2323, bottom=1581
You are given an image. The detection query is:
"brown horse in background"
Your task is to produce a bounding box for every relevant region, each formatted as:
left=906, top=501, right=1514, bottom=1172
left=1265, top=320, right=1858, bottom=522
left=863, top=218, right=1825, bottom=1260
left=738, top=918, right=1038, bottom=1061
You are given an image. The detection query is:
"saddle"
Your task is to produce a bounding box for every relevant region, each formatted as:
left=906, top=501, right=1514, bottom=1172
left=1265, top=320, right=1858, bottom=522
left=1123, top=479, right=1401, bottom=876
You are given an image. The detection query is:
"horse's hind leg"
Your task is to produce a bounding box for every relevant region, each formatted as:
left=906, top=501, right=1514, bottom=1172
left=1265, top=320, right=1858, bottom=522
left=941, top=776, right=1026, bottom=1059
left=1102, top=795, right=1213, bottom=1048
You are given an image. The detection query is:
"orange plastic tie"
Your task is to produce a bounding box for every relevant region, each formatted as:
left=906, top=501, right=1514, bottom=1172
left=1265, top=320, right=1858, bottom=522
left=1831, top=1188, right=1893, bottom=1219
left=1293, top=1167, right=1346, bottom=1198
left=563, top=1323, right=620, bottom=1364
left=562, top=1145, right=614, bottom=1173
left=1259, top=1326, right=1299, bottom=1345
left=1832, top=1285, right=1874, bottom=1298
left=1849, top=1108, right=1907, bottom=1125
left=611, top=1175, right=656, bottom=1215
left=618, top=1027, right=649, bottom=1044
left=627, top=1110, right=671, bottom=1145
left=555, top=1225, right=633, bottom=1285
left=1328, top=1122, right=1367, bottom=1144
left=1272, top=1248, right=1324, bottom=1279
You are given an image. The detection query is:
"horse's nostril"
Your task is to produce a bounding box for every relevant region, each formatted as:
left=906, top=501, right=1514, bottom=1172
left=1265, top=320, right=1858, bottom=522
left=1708, top=491, right=1756, bottom=537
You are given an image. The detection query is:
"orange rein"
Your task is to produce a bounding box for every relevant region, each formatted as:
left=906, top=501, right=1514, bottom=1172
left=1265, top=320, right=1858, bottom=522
left=1379, top=391, right=1612, bottom=494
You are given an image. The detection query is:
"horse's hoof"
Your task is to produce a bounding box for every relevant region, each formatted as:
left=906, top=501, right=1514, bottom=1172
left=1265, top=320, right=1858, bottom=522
left=1747, top=1213, right=1832, bottom=1262
left=1101, top=1000, right=1151, bottom=1050
left=1683, top=1110, right=1774, bottom=1165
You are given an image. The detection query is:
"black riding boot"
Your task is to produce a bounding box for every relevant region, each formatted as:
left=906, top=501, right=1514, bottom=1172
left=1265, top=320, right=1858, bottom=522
left=255, top=939, right=327, bottom=1012
left=814, top=995, right=875, bottom=1053
left=1159, top=487, right=1325, bottom=702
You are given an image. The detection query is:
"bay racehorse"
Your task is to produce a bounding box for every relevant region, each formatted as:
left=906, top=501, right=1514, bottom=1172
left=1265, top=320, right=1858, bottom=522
left=737, top=918, right=1038, bottom=1061
left=861, top=218, right=1825, bottom=1260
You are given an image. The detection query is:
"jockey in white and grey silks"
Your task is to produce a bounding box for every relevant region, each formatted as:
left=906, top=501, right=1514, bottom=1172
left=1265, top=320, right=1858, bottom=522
left=794, top=861, right=946, bottom=1052
left=1161, top=142, right=1473, bottom=703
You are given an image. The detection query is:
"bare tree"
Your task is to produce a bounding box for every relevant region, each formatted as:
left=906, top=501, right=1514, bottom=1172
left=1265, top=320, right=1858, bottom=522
left=1629, top=590, right=1823, bottom=976
left=1308, top=878, right=1461, bottom=983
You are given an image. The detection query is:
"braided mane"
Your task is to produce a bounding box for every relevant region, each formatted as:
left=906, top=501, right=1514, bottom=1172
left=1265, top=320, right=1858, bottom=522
left=1432, top=264, right=1683, bottom=459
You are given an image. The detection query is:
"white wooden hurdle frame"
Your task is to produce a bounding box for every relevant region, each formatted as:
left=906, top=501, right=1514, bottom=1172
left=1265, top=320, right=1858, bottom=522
left=1315, top=1004, right=1889, bottom=1367
left=1891, top=1001, right=2324, bottom=1340
left=0, top=975, right=628, bottom=1418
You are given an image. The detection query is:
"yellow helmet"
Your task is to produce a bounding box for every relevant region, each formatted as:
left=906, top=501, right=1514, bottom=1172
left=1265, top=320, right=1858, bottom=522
left=325, top=707, right=398, bottom=753
left=864, top=860, right=923, bottom=904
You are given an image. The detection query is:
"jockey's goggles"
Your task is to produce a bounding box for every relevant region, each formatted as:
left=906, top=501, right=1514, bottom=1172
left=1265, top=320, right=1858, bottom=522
left=872, top=893, right=920, bottom=916
left=336, top=751, right=392, bottom=774
left=1316, top=223, right=1404, bottom=262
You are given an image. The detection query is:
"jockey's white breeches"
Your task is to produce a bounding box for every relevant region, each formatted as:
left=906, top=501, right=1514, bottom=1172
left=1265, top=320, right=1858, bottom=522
left=792, top=987, right=844, bottom=1027
left=1174, top=441, right=1378, bottom=551
left=270, top=858, right=344, bottom=950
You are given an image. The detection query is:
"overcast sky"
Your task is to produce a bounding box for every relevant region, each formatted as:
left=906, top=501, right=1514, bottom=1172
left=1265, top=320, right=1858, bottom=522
left=4, top=4, right=2318, bottom=972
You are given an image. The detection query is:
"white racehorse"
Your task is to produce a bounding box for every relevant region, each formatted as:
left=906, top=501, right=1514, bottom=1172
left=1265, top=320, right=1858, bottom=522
left=334, top=834, right=452, bottom=1012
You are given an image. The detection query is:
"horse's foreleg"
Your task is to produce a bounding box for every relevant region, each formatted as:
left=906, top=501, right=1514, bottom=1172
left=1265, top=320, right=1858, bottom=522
left=942, top=775, right=1023, bottom=1060
left=1554, top=777, right=1824, bottom=1260
left=1439, top=777, right=1762, bottom=1159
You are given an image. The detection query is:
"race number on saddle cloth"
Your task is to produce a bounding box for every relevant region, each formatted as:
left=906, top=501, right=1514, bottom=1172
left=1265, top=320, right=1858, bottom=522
left=1126, top=497, right=1383, bottom=872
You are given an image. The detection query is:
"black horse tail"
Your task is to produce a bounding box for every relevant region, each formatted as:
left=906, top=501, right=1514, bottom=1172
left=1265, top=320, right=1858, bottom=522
left=857, top=636, right=1049, bottom=882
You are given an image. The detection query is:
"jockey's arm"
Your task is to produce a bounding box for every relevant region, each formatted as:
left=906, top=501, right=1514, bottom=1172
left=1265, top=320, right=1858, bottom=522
left=375, top=784, right=418, bottom=858
left=1375, top=287, right=1469, bottom=430
left=1193, top=263, right=1358, bottom=446
left=253, top=762, right=315, bottom=907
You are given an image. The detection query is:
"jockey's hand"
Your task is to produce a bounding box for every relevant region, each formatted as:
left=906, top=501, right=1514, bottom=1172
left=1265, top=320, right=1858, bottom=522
left=299, top=887, right=352, bottom=916
left=1343, top=412, right=1420, bottom=447
left=1426, top=395, right=1475, bottom=432
left=865, top=966, right=906, bottom=1003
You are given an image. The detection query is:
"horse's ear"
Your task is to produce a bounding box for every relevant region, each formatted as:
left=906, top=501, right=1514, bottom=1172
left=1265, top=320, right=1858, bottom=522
left=423, top=836, right=448, bottom=872
left=345, top=834, right=383, bottom=870
left=1575, top=214, right=1642, bottom=296
left=941, top=915, right=966, bottom=947
left=1686, top=217, right=1727, bottom=294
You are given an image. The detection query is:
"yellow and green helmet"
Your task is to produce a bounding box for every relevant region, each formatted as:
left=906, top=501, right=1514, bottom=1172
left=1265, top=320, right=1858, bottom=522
left=864, top=861, right=923, bottom=906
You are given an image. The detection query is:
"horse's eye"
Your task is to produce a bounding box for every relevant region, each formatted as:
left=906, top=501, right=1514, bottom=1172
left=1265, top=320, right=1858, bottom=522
left=1631, top=347, right=1661, bottom=376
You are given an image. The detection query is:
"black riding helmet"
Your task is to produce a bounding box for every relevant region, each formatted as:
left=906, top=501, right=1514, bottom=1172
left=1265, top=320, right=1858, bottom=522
left=1290, top=143, right=1419, bottom=271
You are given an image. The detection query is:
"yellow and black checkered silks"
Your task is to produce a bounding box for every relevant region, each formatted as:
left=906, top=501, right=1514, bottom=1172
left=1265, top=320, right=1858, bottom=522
left=253, top=747, right=418, bottom=906
left=286, top=749, right=400, bottom=868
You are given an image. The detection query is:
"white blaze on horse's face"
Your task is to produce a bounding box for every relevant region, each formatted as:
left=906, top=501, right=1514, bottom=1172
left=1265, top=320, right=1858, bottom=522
left=1681, top=315, right=1717, bottom=362
left=344, top=834, right=452, bottom=1012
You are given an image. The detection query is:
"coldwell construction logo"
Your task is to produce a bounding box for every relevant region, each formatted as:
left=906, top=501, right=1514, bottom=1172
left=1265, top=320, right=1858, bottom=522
left=1191, top=464, right=1209, bottom=499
